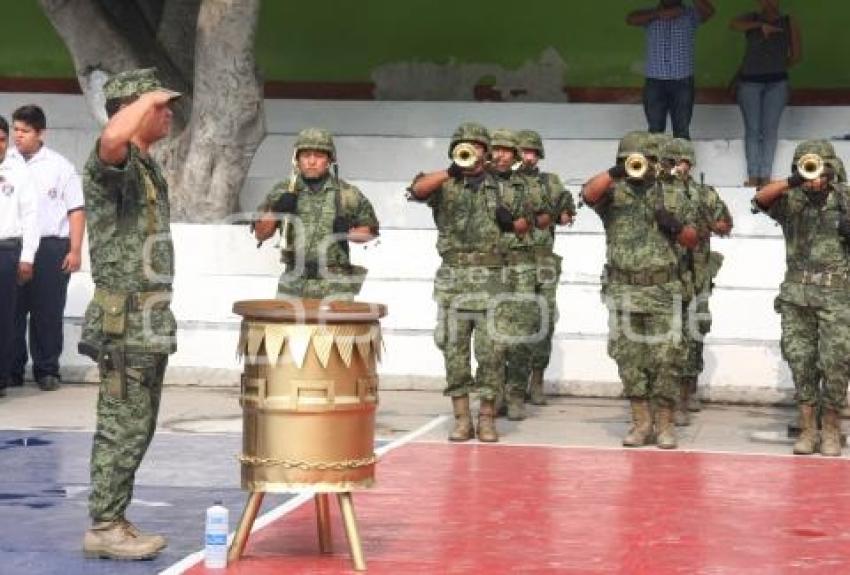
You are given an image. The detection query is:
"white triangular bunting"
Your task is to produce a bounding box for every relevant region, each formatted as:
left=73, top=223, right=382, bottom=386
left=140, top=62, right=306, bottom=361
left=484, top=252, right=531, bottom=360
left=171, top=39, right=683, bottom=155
left=287, top=325, right=312, bottom=369
left=263, top=324, right=287, bottom=368
left=355, top=331, right=372, bottom=365
left=236, top=321, right=248, bottom=359
left=312, top=327, right=335, bottom=368
left=335, top=325, right=356, bottom=367
left=246, top=324, right=265, bottom=364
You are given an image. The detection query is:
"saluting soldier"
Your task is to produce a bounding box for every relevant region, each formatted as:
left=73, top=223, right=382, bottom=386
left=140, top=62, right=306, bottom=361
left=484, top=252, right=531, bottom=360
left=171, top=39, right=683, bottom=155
left=79, top=68, right=181, bottom=560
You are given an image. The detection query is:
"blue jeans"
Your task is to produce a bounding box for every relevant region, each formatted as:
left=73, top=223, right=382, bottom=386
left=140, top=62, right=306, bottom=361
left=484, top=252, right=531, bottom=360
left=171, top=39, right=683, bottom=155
left=643, top=77, right=695, bottom=139
left=737, top=80, right=788, bottom=180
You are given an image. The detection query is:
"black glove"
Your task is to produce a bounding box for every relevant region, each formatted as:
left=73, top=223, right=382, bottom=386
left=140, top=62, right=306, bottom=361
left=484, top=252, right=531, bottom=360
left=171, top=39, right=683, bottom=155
left=838, top=218, right=850, bottom=242
left=654, top=208, right=683, bottom=239
left=608, top=164, right=627, bottom=179
left=787, top=172, right=805, bottom=188
left=332, top=215, right=349, bottom=236
left=447, top=163, right=465, bottom=179
left=495, top=206, right=514, bottom=232
left=273, top=193, right=297, bottom=214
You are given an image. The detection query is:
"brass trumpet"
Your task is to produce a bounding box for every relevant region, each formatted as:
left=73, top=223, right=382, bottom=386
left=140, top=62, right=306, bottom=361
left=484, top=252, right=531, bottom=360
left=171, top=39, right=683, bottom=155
left=797, top=153, right=825, bottom=180
left=452, top=142, right=479, bottom=169
left=625, top=153, right=649, bottom=179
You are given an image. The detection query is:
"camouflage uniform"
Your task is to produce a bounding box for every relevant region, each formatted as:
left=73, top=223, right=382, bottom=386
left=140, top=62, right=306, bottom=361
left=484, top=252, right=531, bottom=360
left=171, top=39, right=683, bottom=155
left=754, top=140, right=850, bottom=414
left=584, top=131, right=692, bottom=448
left=80, top=69, right=178, bottom=524
left=516, top=130, right=576, bottom=391
left=408, top=124, right=525, bottom=404
left=488, top=129, right=541, bottom=419
left=259, top=128, right=379, bottom=300
left=660, top=139, right=731, bottom=419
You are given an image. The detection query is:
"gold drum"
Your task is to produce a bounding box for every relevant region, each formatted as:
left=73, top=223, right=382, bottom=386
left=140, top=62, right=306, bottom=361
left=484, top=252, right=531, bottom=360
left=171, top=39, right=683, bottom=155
left=233, top=299, right=387, bottom=492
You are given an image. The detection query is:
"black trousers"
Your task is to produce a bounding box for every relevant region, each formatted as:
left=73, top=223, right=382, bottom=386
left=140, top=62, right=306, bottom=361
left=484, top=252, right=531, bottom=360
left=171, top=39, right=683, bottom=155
left=13, top=237, right=70, bottom=381
left=643, top=76, right=695, bottom=140
left=0, top=243, right=21, bottom=385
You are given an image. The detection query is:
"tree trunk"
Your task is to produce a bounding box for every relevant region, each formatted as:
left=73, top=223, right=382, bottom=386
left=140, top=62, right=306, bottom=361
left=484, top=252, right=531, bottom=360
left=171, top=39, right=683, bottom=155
left=38, top=0, right=265, bottom=223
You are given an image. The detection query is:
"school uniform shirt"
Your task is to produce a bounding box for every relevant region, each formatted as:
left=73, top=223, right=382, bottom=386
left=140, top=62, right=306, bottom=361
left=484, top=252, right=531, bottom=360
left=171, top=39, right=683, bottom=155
left=8, top=145, right=84, bottom=238
left=0, top=154, right=39, bottom=263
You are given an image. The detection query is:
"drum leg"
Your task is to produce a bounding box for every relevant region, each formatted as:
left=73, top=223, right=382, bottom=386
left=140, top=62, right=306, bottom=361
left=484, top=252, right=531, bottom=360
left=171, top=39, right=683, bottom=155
left=337, top=492, right=366, bottom=571
left=315, top=493, right=333, bottom=554
left=228, top=491, right=265, bottom=562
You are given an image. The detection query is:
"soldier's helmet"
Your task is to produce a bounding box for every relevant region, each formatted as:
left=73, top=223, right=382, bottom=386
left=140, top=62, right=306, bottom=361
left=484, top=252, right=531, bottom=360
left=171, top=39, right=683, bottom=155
left=294, top=127, right=336, bottom=160
left=103, top=67, right=180, bottom=100
left=490, top=128, right=520, bottom=157
left=834, top=156, right=848, bottom=183
left=516, top=129, right=545, bottom=159
left=448, top=122, right=490, bottom=158
left=662, top=138, right=696, bottom=165
left=616, top=131, right=651, bottom=160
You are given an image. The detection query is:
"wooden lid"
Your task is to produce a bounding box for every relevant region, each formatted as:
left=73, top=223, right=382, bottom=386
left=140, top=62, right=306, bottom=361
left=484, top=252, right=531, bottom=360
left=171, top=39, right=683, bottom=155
left=233, top=299, right=387, bottom=323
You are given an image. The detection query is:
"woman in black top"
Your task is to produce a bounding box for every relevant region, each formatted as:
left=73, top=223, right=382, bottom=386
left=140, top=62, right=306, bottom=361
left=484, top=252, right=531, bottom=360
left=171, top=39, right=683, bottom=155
left=730, top=0, right=801, bottom=188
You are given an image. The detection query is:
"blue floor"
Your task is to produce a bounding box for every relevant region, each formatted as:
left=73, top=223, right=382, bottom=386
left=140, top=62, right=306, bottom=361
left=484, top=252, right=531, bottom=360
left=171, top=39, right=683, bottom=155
left=0, top=430, right=295, bottom=575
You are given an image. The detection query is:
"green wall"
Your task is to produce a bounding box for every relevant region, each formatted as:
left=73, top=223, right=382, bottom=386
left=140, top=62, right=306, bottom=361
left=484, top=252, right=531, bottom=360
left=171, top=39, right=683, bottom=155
left=3, top=1, right=847, bottom=89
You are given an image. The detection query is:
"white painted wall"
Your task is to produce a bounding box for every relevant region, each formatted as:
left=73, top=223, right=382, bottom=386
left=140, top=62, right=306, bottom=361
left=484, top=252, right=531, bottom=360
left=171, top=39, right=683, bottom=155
left=5, top=94, right=847, bottom=402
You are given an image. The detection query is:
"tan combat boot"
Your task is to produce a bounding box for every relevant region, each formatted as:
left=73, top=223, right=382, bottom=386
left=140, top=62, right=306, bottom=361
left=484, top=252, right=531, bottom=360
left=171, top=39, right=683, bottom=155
left=449, top=395, right=474, bottom=442
left=622, top=400, right=653, bottom=447
left=118, top=518, right=167, bottom=552
left=820, top=407, right=842, bottom=457
left=527, top=369, right=548, bottom=405
left=792, top=404, right=818, bottom=455
left=83, top=519, right=167, bottom=560
left=655, top=403, right=678, bottom=449
left=507, top=392, right=526, bottom=421
left=477, top=400, right=499, bottom=442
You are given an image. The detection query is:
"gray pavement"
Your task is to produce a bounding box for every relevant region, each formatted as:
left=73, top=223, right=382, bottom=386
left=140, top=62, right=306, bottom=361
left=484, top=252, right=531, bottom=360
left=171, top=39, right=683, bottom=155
left=0, top=383, right=822, bottom=457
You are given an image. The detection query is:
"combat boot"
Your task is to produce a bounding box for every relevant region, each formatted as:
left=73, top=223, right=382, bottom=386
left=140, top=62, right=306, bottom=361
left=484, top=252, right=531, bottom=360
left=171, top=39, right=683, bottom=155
left=83, top=519, right=166, bottom=560
left=448, top=395, right=474, bottom=442
left=527, top=369, right=548, bottom=405
left=820, top=407, right=842, bottom=457
left=118, top=518, right=167, bottom=552
left=477, top=400, right=499, bottom=442
left=792, top=404, right=818, bottom=455
left=685, top=376, right=701, bottom=412
left=622, top=400, right=653, bottom=447
left=654, top=403, right=678, bottom=449
left=675, top=383, right=690, bottom=427
left=507, top=392, right=526, bottom=421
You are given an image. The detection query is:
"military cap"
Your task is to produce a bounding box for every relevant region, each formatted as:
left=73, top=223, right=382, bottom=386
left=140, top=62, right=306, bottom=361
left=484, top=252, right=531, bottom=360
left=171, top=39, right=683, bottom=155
left=103, top=68, right=180, bottom=101
left=516, top=129, right=545, bottom=159
left=449, top=122, right=491, bottom=158
left=294, top=127, right=336, bottom=160
left=490, top=128, right=520, bottom=157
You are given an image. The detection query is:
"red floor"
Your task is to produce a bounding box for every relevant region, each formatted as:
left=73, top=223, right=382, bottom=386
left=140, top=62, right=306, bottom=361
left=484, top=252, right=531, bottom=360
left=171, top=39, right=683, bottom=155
left=188, top=442, right=850, bottom=574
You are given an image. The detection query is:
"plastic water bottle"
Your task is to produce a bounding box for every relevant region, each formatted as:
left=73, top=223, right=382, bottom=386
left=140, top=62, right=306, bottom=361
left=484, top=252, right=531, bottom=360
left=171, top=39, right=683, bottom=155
left=204, top=501, right=229, bottom=568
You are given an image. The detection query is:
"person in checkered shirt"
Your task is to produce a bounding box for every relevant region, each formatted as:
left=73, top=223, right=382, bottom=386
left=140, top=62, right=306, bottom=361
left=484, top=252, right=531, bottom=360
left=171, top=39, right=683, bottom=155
left=628, top=1, right=716, bottom=139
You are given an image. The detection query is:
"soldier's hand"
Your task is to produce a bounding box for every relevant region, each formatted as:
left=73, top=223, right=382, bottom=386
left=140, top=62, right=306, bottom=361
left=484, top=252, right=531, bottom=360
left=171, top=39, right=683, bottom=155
left=514, top=217, right=531, bottom=236
left=273, top=193, right=298, bottom=214
left=677, top=226, right=700, bottom=250
left=559, top=211, right=574, bottom=226
left=447, top=163, right=465, bottom=179
left=535, top=211, right=552, bottom=229
left=787, top=172, right=805, bottom=189
left=607, top=164, right=627, bottom=180
left=17, top=262, right=33, bottom=285
left=713, top=219, right=732, bottom=237
left=495, top=206, right=515, bottom=232
left=654, top=208, right=684, bottom=239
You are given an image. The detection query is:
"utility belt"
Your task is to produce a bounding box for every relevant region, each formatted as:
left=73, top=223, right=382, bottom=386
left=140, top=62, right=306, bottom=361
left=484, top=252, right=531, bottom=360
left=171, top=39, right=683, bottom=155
left=0, top=237, right=22, bottom=249
left=284, top=260, right=354, bottom=280
left=786, top=269, right=850, bottom=289
left=443, top=251, right=506, bottom=267
left=94, top=287, right=172, bottom=312
left=604, top=265, right=678, bottom=287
